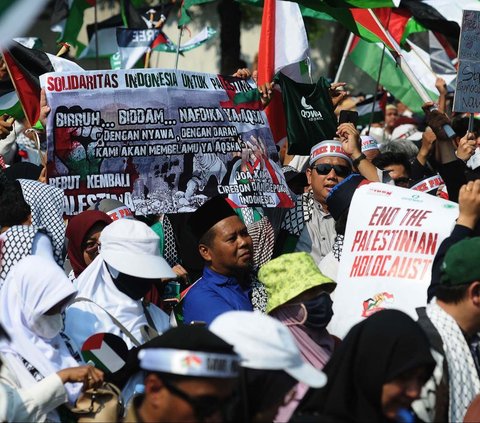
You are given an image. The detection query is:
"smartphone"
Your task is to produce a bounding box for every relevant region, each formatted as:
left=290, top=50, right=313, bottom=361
left=338, top=110, right=359, bottom=126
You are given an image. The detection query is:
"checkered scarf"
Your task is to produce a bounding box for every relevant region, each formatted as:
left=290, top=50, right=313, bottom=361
left=248, top=216, right=275, bottom=268
left=18, top=179, right=65, bottom=266
left=332, top=234, right=344, bottom=261
left=0, top=225, right=37, bottom=286
left=281, top=190, right=314, bottom=236
left=426, top=299, right=480, bottom=422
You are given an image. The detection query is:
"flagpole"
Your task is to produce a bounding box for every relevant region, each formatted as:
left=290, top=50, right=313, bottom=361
left=367, top=44, right=386, bottom=136
left=405, top=39, right=438, bottom=79
left=334, top=32, right=355, bottom=83
left=367, top=9, right=392, bottom=136
left=144, top=9, right=156, bottom=68
left=367, top=9, right=432, bottom=103
left=56, top=42, right=71, bottom=57
left=154, top=14, right=167, bottom=68
left=175, top=27, right=184, bottom=70
left=94, top=0, right=99, bottom=69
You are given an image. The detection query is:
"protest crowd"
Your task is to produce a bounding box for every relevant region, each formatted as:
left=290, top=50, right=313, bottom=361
left=3, top=0, right=480, bottom=422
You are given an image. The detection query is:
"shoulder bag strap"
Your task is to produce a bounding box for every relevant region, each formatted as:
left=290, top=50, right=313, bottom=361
left=71, top=297, right=141, bottom=347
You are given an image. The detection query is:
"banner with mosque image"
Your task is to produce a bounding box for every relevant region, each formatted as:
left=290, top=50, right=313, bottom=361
left=328, top=183, right=459, bottom=339
left=40, top=69, right=294, bottom=216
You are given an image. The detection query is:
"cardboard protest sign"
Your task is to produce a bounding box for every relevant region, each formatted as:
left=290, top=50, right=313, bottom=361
left=328, top=183, right=458, bottom=339
left=453, top=10, right=480, bottom=112
left=40, top=69, right=293, bottom=216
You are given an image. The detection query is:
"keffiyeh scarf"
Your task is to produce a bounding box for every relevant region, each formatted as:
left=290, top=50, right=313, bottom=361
left=19, top=179, right=65, bottom=266
left=281, top=190, right=314, bottom=237
left=426, top=299, right=480, bottom=422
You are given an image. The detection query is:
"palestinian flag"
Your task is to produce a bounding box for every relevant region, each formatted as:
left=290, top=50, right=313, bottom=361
left=355, top=92, right=387, bottom=126
left=400, top=0, right=480, bottom=49
left=0, top=80, right=24, bottom=120
left=348, top=36, right=440, bottom=114
left=80, top=2, right=173, bottom=61
left=116, top=28, right=173, bottom=69
left=153, top=26, right=217, bottom=53
left=2, top=41, right=83, bottom=126
left=317, top=0, right=400, bottom=6
left=257, top=0, right=309, bottom=144
left=51, top=0, right=96, bottom=52
left=81, top=333, right=128, bottom=374
left=292, top=3, right=425, bottom=49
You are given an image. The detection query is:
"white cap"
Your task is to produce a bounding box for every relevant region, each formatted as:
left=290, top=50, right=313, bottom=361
left=210, top=311, right=327, bottom=388
left=99, top=219, right=176, bottom=279
left=391, top=124, right=422, bottom=142
left=360, top=135, right=379, bottom=152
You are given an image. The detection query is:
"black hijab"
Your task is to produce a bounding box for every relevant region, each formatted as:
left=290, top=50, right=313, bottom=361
left=293, top=309, right=435, bottom=423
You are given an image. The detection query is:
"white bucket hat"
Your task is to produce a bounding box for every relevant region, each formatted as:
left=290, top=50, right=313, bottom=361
left=210, top=311, right=327, bottom=388
left=99, top=219, right=176, bottom=279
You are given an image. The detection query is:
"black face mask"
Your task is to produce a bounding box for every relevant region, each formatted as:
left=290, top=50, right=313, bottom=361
left=303, top=293, right=334, bottom=330
left=108, top=266, right=154, bottom=300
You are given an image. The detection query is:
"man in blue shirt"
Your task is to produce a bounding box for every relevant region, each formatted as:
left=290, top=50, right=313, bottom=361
left=183, top=196, right=254, bottom=325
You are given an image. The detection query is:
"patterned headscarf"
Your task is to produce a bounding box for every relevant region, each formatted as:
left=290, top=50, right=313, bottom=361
left=18, top=179, right=65, bottom=265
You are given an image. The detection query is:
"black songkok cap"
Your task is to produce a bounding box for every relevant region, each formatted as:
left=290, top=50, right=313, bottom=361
left=141, top=325, right=235, bottom=355
left=188, top=196, right=237, bottom=240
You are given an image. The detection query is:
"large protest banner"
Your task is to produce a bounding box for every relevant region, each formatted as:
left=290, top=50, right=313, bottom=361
left=328, top=183, right=458, bottom=339
left=453, top=10, right=480, bottom=113
left=40, top=69, right=294, bottom=215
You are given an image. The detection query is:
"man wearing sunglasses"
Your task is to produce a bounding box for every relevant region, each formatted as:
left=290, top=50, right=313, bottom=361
left=280, top=123, right=378, bottom=263
left=126, top=325, right=240, bottom=423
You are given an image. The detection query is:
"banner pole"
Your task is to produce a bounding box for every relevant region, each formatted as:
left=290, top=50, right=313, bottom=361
left=175, top=27, right=184, bottom=70
left=469, top=113, right=475, bottom=133
left=366, top=44, right=386, bottom=136
left=94, top=0, right=99, bottom=69
left=144, top=9, right=156, bottom=68
left=334, top=32, right=354, bottom=83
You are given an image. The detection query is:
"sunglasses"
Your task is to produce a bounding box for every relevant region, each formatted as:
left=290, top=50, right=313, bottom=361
left=312, top=163, right=352, bottom=178
left=163, top=379, right=233, bottom=422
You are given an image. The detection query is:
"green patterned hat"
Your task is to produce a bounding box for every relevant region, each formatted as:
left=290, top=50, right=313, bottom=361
left=258, top=252, right=336, bottom=313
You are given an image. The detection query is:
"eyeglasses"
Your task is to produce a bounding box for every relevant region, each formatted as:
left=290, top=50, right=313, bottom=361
left=162, top=378, right=233, bottom=422
left=312, top=163, right=352, bottom=178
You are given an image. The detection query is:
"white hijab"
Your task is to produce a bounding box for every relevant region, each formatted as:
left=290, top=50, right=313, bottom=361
left=0, top=255, right=81, bottom=403
left=71, top=254, right=159, bottom=347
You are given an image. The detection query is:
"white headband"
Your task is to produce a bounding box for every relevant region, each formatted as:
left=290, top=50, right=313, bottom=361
left=309, top=140, right=352, bottom=166
left=139, top=348, right=240, bottom=378
left=411, top=175, right=445, bottom=193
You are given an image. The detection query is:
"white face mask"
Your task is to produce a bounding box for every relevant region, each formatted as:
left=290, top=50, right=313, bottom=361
left=31, top=314, right=64, bottom=339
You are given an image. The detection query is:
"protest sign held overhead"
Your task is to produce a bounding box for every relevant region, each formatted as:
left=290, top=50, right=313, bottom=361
left=453, top=10, right=480, bottom=113
left=40, top=69, right=293, bottom=216
left=328, top=183, right=458, bottom=339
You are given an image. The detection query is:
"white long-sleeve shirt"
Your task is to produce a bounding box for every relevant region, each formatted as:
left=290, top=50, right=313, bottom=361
left=0, top=367, right=67, bottom=422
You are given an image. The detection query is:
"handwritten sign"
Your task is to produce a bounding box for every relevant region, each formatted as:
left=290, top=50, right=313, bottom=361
left=328, top=183, right=458, bottom=338
left=454, top=10, right=480, bottom=112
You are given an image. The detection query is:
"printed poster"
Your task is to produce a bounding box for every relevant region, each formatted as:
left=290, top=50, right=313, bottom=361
left=40, top=69, right=293, bottom=215
left=328, top=183, right=458, bottom=338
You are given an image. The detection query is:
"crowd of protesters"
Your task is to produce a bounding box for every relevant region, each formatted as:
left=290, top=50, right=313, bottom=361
left=0, top=46, right=480, bottom=423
